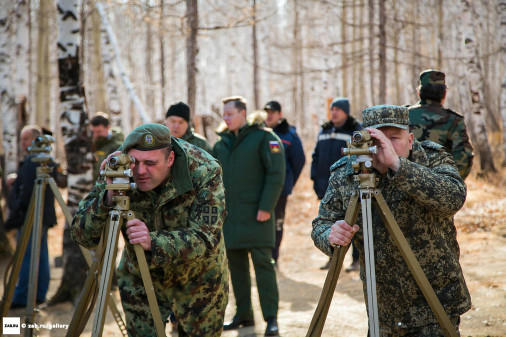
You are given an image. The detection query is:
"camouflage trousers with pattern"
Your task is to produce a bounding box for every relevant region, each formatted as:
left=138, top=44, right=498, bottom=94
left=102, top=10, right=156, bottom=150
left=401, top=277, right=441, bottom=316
left=377, top=316, right=460, bottom=337
left=118, top=270, right=228, bottom=337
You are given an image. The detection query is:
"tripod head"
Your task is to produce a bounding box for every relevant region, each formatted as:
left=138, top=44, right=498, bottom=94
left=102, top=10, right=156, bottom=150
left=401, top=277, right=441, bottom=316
left=28, top=135, right=55, bottom=165
left=341, top=130, right=378, bottom=188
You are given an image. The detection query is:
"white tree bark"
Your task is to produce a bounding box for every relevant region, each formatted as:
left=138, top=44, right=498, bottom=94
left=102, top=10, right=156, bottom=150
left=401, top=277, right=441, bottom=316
left=96, top=1, right=150, bottom=125
left=498, top=0, right=506, bottom=166
left=460, top=0, right=496, bottom=174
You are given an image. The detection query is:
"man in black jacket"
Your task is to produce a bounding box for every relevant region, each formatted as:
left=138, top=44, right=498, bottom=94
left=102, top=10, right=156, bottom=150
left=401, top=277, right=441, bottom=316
left=310, top=97, right=361, bottom=270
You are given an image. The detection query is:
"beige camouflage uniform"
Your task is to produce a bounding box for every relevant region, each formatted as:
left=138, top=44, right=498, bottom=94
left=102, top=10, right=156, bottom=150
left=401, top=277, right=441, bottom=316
left=312, top=105, right=471, bottom=334
left=72, top=134, right=228, bottom=337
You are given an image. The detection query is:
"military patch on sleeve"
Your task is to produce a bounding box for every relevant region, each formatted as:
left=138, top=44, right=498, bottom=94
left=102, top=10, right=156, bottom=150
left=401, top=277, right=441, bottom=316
left=202, top=205, right=219, bottom=225
left=269, top=140, right=281, bottom=153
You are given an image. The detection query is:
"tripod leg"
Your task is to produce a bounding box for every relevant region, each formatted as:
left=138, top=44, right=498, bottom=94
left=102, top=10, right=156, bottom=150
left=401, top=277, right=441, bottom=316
left=47, top=178, right=127, bottom=336
left=306, top=192, right=360, bottom=337
left=0, top=190, right=37, bottom=334
left=91, top=210, right=123, bottom=337
left=361, top=190, right=380, bottom=337
left=373, top=192, right=458, bottom=337
left=23, top=179, right=47, bottom=337
left=126, top=211, right=165, bottom=337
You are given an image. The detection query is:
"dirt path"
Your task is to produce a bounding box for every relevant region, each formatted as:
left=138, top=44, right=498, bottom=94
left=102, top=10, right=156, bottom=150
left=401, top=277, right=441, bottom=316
left=1, top=166, right=505, bottom=336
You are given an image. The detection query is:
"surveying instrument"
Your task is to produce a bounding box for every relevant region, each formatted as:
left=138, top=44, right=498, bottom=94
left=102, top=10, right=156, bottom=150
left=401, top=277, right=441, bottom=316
left=306, top=130, right=459, bottom=337
left=0, top=136, right=127, bottom=337
left=66, top=154, right=165, bottom=337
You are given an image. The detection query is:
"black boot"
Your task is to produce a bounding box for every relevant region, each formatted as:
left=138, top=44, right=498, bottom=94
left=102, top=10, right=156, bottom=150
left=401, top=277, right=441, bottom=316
left=264, top=317, right=279, bottom=336
left=223, top=316, right=255, bottom=330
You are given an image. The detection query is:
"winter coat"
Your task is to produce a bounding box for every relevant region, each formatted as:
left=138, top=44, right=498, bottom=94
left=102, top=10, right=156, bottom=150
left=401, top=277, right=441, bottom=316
left=212, top=119, right=285, bottom=250
left=310, top=117, right=361, bottom=199
left=5, top=155, right=57, bottom=230
left=312, top=140, right=471, bottom=327
left=272, top=118, right=305, bottom=196
left=71, top=138, right=228, bottom=315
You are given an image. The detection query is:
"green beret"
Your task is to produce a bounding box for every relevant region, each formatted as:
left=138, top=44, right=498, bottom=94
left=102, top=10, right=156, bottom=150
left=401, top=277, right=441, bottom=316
left=361, top=105, right=409, bottom=130
left=419, top=69, right=446, bottom=87
left=121, top=123, right=171, bottom=152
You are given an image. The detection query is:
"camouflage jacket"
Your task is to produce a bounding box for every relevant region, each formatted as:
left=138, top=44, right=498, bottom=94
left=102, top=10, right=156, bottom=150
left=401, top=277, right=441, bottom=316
left=92, top=127, right=124, bottom=182
left=181, top=127, right=213, bottom=154
left=312, top=140, right=471, bottom=327
left=408, top=99, right=474, bottom=180
left=71, top=138, right=228, bottom=298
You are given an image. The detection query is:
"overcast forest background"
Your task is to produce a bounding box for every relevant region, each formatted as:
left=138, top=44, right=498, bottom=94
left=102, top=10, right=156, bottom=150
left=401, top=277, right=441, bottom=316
left=0, top=0, right=505, bottom=313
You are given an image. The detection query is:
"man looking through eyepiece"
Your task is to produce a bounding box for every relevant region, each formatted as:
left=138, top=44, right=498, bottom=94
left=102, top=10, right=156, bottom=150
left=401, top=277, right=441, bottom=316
left=71, top=123, right=228, bottom=336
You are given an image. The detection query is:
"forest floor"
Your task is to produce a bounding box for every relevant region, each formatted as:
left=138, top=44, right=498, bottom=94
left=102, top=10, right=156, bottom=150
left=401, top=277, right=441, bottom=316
left=1, top=160, right=505, bottom=337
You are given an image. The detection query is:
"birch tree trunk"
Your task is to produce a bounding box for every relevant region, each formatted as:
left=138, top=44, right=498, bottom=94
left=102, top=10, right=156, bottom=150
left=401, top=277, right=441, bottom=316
left=498, top=0, right=506, bottom=166
left=186, top=0, right=198, bottom=119
left=50, top=0, right=91, bottom=306
left=460, top=0, right=497, bottom=175
left=368, top=0, right=375, bottom=105
left=252, top=0, right=260, bottom=109
left=378, top=0, right=386, bottom=104
left=0, top=1, right=20, bottom=179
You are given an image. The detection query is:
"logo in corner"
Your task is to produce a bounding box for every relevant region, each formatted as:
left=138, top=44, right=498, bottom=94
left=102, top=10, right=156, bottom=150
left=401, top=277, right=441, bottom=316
left=3, top=317, right=20, bottom=334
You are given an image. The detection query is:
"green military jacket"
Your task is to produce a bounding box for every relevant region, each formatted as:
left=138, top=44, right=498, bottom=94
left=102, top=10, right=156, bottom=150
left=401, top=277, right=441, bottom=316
left=213, top=121, right=285, bottom=250
left=92, top=127, right=124, bottom=181
left=181, top=127, right=213, bottom=154
left=72, top=138, right=228, bottom=303
left=409, top=99, right=474, bottom=180
left=312, top=140, right=471, bottom=327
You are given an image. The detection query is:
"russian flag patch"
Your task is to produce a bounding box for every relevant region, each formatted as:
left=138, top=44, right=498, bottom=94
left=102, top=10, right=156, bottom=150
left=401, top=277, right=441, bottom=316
left=269, top=141, right=281, bottom=153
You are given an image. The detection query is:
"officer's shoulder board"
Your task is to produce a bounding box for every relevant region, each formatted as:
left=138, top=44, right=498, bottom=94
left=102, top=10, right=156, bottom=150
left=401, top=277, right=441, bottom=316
left=330, top=156, right=350, bottom=172
left=443, top=108, right=463, bottom=118
left=421, top=140, right=445, bottom=152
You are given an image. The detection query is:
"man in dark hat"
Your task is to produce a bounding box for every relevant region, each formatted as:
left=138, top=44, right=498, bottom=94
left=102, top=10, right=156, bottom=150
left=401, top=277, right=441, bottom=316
left=71, top=123, right=228, bottom=336
left=310, top=96, right=361, bottom=270
left=263, top=100, right=305, bottom=266
left=164, top=101, right=212, bottom=153
left=312, top=105, right=471, bottom=335
left=408, top=69, right=474, bottom=180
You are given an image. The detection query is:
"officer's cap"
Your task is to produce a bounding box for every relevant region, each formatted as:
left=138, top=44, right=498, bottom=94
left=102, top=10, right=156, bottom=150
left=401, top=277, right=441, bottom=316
left=361, top=105, right=409, bottom=130
left=121, top=123, right=171, bottom=152
left=419, top=69, right=446, bottom=87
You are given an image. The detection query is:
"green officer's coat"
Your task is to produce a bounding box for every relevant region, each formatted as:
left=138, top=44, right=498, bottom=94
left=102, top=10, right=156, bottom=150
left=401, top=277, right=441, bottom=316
left=71, top=138, right=228, bottom=322
left=181, top=127, right=213, bottom=154
left=312, top=140, right=471, bottom=328
left=92, top=127, right=124, bottom=181
left=213, top=120, right=285, bottom=250
left=409, top=99, right=474, bottom=180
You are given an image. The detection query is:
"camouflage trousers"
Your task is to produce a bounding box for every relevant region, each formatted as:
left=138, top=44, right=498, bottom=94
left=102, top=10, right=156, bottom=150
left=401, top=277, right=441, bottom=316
left=377, top=316, right=460, bottom=336
left=118, top=271, right=228, bottom=336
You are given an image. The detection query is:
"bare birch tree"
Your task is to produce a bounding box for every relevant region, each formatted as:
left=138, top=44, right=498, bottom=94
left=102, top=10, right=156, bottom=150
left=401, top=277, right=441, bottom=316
left=460, top=0, right=496, bottom=175
left=50, top=0, right=91, bottom=305
left=186, top=0, right=198, bottom=119
left=498, top=0, right=506, bottom=166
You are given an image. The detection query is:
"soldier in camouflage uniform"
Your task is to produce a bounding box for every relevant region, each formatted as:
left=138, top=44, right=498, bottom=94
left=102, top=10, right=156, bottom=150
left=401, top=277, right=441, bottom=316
left=312, top=105, right=471, bottom=336
left=71, top=123, right=228, bottom=336
left=89, top=112, right=125, bottom=182
left=408, top=69, right=474, bottom=180
left=164, top=101, right=213, bottom=154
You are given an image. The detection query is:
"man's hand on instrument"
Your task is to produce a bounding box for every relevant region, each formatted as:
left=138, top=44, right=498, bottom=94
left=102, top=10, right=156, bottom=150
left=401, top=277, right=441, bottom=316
left=329, top=220, right=360, bottom=247
left=125, top=218, right=152, bottom=251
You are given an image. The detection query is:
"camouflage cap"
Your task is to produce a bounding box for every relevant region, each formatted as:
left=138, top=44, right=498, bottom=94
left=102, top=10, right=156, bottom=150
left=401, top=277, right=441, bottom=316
left=361, top=105, right=409, bottom=130
left=419, top=69, right=446, bottom=87
left=121, top=123, right=171, bottom=152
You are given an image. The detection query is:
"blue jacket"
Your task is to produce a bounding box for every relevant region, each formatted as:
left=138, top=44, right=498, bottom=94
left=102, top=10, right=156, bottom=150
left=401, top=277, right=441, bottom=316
left=272, top=119, right=306, bottom=196
left=310, top=116, right=361, bottom=199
